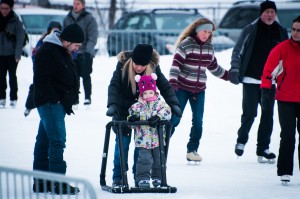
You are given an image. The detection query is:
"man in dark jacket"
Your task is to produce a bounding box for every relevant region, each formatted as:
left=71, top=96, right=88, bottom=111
left=0, top=0, right=25, bottom=108
left=229, top=0, right=288, bottom=163
left=32, top=23, right=84, bottom=195
left=64, top=0, right=98, bottom=106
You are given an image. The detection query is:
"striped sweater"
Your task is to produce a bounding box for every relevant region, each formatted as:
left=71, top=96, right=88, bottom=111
left=169, top=36, right=229, bottom=94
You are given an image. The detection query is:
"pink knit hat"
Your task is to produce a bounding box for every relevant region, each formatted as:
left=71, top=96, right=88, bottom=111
left=135, top=73, right=157, bottom=96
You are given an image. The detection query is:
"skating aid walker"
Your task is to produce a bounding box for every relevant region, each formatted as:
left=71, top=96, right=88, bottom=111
left=99, top=120, right=177, bottom=193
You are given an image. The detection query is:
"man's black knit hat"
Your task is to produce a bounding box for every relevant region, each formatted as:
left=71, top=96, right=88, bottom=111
left=60, top=23, right=84, bottom=43
left=132, top=44, right=153, bottom=66
left=0, top=0, right=14, bottom=7
left=260, top=0, right=277, bottom=15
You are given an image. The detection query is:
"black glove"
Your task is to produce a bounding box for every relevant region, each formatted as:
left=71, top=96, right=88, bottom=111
left=61, top=90, right=77, bottom=115
left=60, top=99, right=74, bottom=115
left=171, top=105, right=182, bottom=118
left=128, top=115, right=140, bottom=122
left=229, top=70, right=239, bottom=85
left=261, top=88, right=271, bottom=111
left=106, top=104, right=118, bottom=117
left=148, top=115, right=161, bottom=128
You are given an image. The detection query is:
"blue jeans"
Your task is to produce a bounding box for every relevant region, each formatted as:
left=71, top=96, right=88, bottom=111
left=171, top=89, right=205, bottom=152
left=33, top=103, right=67, bottom=174
left=113, top=134, right=139, bottom=181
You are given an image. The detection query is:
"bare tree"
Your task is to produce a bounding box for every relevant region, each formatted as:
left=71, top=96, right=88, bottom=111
left=31, top=0, right=50, bottom=7
left=108, top=0, right=116, bottom=29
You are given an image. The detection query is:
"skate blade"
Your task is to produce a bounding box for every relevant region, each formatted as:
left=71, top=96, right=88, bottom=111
left=281, top=181, right=289, bottom=186
left=257, top=156, right=275, bottom=164
left=187, top=159, right=201, bottom=165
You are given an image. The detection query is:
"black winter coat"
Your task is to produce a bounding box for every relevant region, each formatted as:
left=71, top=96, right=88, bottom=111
left=107, top=51, right=179, bottom=120
left=33, top=41, right=79, bottom=113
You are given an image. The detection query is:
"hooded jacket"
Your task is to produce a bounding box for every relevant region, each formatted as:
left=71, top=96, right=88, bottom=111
left=129, top=96, right=171, bottom=149
left=107, top=50, right=180, bottom=119
left=33, top=31, right=79, bottom=110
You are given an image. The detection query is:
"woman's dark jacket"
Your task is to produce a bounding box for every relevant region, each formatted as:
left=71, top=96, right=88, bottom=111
left=107, top=50, right=180, bottom=120
left=33, top=31, right=79, bottom=114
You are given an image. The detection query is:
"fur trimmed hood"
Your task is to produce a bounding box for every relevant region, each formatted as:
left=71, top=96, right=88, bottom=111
left=117, top=49, right=160, bottom=66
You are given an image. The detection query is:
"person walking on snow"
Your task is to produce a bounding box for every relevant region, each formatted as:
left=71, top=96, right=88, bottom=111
left=32, top=23, right=84, bottom=195
left=0, top=0, right=25, bottom=108
left=64, top=0, right=98, bottom=106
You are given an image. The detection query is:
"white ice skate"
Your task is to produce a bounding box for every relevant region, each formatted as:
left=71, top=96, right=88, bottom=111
left=186, top=151, right=202, bottom=164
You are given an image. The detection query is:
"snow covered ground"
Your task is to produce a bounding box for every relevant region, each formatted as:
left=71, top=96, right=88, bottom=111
left=0, top=49, right=299, bottom=199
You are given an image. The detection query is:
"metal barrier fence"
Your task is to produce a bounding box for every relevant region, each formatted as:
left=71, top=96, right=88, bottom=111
left=0, top=166, right=97, bottom=199
left=98, top=29, right=234, bottom=56
left=23, top=30, right=233, bottom=58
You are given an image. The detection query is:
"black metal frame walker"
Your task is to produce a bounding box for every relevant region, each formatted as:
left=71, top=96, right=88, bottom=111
left=99, top=120, right=177, bottom=193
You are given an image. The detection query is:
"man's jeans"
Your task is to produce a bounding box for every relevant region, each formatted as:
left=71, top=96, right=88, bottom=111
left=171, top=89, right=205, bottom=152
left=33, top=103, right=67, bottom=174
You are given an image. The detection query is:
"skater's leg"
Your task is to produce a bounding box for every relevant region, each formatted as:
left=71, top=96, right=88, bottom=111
left=186, top=91, right=205, bottom=153
left=170, top=89, right=189, bottom=136
left=237, top=84, right=258, bottom=145
left=257, top=85, right=275, bottom=154
left=277, top=101, right=296, bottom=176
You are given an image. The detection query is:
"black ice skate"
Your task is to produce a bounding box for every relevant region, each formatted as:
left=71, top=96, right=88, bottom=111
left=235, top=143, right=245, bottom=157
left=280, top=175, right=290, bottom=185
left=257, top=149, right=276, bottom=164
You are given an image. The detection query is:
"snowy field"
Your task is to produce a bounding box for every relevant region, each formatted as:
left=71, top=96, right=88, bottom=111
left=0, top=49, right=299, bottom=199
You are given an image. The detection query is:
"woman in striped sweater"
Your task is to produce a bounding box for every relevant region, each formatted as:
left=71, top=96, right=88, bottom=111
left=169, top=17, right=229, bottom=162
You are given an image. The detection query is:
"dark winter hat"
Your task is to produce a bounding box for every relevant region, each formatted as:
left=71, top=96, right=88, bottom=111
left=260, top=0, right=277, bottom=15
left=0, top=0, right=14, bottom=7
left=60, top=23, right=84, bottom=43
left=135, top=73, right=157, bottom=96
left=47, top=21, right=62, bottom=32
left=132, top=44, right=153, bottom=66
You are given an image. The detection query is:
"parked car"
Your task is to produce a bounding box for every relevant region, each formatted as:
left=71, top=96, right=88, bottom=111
left=107, top=8, right=235, bottom=56
left=218, top=1, right=300, bottom=42
left=14, top=7, right=68, bottom=57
